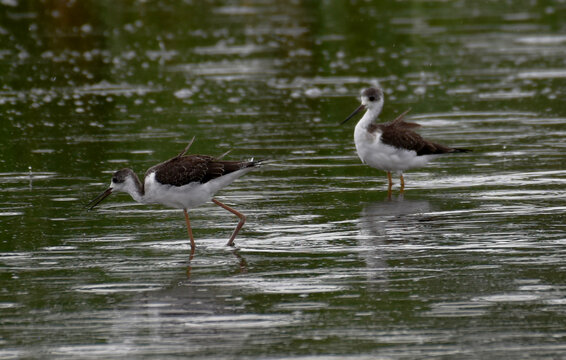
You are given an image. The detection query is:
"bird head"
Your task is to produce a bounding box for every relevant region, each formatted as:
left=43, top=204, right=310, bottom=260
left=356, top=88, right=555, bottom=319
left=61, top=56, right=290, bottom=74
left=87, top=168, right=137, bottom=210
left=340, top=87, right=384, bottom=125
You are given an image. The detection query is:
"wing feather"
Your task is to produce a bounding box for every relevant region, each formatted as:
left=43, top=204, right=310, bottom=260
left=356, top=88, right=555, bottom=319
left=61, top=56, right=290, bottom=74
left=380, top=123, right=453, bottom=156
left=147, top=155, right=258, bottom=187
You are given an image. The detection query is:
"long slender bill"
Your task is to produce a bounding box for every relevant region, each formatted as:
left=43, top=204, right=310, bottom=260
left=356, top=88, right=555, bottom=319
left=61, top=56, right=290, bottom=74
left=87, top=188, right=112, bottom=210
left=340, top=104, right=366, bottom=125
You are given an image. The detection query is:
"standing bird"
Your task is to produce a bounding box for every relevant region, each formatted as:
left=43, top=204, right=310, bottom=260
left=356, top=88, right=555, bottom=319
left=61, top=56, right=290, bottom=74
left=341, top=87, right=470, bottom=197
left=87, top=137, right=263, bottom=250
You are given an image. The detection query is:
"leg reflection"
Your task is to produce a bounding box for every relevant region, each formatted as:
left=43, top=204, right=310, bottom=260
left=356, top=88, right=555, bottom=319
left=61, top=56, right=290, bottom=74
left=231, top=248, right=248, bottom=274
left=186, top=247, right=195, bottom=278
left=185, top=247, right=248, bottom=279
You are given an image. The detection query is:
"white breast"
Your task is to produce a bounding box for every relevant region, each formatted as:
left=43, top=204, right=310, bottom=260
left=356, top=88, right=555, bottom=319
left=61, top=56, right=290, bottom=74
left=143, top=167, right=257, bottom=210
left=143, top=172, right=204, bottom=209
left=354, top=124, right=436, bottom=173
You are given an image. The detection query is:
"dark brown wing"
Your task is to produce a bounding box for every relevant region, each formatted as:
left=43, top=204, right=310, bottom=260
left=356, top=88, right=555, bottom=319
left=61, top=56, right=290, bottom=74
left=199, top=160, right=256, bottom=183
left=380, top=123, right=456, bottom=156
left=147, top=155, right=258, bottom=187
left=147, top=155, right=213, bottom=186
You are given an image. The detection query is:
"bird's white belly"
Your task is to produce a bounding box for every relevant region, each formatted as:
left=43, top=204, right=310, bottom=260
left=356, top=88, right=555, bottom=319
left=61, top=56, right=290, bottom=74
left=354, top=127, right=436, bottom=173
left=143, top=168, right=255, bottom=210
left=144, top=178, right=207, bottom=209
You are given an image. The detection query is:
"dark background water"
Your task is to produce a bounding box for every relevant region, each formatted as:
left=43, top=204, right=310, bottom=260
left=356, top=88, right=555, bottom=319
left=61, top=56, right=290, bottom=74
left=1, top=1, right=566, bottom=358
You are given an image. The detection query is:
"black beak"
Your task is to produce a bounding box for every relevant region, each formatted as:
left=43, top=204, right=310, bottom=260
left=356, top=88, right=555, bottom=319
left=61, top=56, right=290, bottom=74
left=340, top=104, right=366, bottom=125
left=87, top=188, right=112, bottom=210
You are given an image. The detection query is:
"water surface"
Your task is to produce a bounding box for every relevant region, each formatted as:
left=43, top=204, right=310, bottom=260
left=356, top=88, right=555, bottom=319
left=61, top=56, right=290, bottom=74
left=1, top=1, right=566, bottom=358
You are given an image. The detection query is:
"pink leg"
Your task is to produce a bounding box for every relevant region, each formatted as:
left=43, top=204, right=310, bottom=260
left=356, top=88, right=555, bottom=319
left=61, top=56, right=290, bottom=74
left=183, top=209, right=196, bottom=250
left=211, top=198, right=246, bottom=246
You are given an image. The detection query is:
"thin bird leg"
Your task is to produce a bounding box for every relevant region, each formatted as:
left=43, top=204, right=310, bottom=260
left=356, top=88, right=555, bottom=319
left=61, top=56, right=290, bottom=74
left=211, top=198, right=246, bottom=247
left=387, top=171, right=393, bottom=198
left=183, top=209, right=196, bottom=250
left=400, top=174, right=405, bottom=194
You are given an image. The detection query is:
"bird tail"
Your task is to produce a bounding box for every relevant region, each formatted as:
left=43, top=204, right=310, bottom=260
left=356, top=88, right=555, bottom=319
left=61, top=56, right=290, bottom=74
left=249, top=158, right=269, bottom=167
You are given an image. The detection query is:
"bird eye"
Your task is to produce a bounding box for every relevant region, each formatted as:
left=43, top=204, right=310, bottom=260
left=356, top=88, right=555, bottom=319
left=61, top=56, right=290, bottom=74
left=112, top=177, right=118, bottom=183
left=369, top=96, right=375, bottom=101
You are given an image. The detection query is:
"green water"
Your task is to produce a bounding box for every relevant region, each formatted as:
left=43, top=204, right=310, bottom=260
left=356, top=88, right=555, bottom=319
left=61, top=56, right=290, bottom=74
left=1, top=1, right=566, bottom=358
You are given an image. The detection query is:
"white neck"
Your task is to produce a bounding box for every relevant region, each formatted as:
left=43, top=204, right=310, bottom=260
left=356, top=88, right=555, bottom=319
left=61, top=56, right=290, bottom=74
left=116, top=175, right=145, bottom=204
left=128, top=186, right=145, bottom=203
left=357, top=104, right=382, bottom=129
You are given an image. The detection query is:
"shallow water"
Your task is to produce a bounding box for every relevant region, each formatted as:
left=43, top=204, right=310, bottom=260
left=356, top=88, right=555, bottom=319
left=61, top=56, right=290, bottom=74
left=1, top=1, right=566, bottom=358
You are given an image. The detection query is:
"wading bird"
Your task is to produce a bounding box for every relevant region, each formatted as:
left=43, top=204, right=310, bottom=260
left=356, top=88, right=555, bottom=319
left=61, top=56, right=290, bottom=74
left=341, top=87, right=470, bottom=197
left=88, top=137, right=263, bottom=250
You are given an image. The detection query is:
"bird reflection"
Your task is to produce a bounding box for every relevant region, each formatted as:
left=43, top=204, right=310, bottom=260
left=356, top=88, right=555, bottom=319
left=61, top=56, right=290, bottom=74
left=359, top=196, right=432, bottom=239
left=186, top=248, right=195, bottom=278
left=186, top=247, right=247, bottom=279
left=232, top=249, right=248, bottom=274
left=356, top=196, right=432, bottom=286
